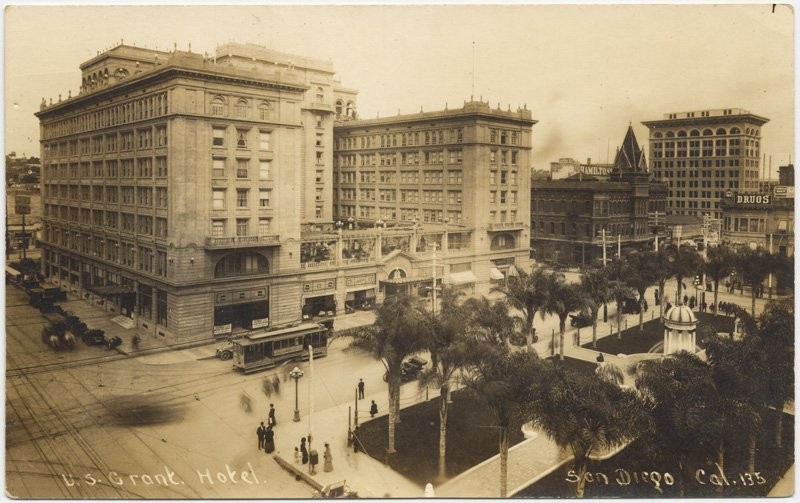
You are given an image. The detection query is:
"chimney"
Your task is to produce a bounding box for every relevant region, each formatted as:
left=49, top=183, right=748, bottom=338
left=587, top=157, right=592, bottom=165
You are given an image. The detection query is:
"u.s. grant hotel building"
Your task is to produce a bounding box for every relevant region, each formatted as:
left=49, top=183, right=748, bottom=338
left=36, top=43, right=536, bottom=344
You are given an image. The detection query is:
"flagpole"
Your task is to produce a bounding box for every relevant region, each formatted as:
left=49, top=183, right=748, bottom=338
left=308, top=343, right=314, bottom=473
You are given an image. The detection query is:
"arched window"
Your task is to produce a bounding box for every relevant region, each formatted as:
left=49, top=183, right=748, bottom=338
left=234, top=98, right=248, bottom=118
left=730, top=127, right=740, bottom=134
left=653, top=132, right=663, bottom=138
left=346, top=101, right=356, bottom=119
left=315, top=87, right=325, bottom=103
left=689, top=129, right=700, bottom=136
left=491, top=233, right=516, bottom=250
left=335, top=99, right=343, bottom=118
left=388, top=268, right=407, bottom=279
left=214, top=252, right=269, bottom=278
left=716, top=128, right=727, bottom=135
left=677, top=130, right=687, bottom=137
left=115, top=68, right=129, bottom=79
left=702, top=129, right=713, bottom=136
left=211, top=96, right=225, bottom=116
left=259, top=100, right=273, bottom=120
left=665, top=131, right=675, bottom=138
left=500, top=131, right=507, bottom=144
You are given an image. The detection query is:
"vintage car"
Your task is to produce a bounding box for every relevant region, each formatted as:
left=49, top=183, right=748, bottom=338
left=569, top=310, right=593, bottom=328
left=383, top=356, right=428, bottom=383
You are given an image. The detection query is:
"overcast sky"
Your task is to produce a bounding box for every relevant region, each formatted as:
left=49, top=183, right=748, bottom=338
left=4, top=4, right=795, bottom=175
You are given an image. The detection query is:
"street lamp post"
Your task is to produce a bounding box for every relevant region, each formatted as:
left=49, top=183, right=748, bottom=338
left=289, top=366, right=304, bottom=422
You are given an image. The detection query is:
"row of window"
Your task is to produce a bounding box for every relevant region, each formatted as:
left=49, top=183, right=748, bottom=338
left=534, top=221, right=646, bottom=238
left=210, top=188, right=272, bottom=210
left=44, top=186, right=168, bottom=207
left=44, top=209, right=167, bottom=237
left=212, top=126, right=273, bottom=151
left=43, top=157, right=168, bottom=179
left=210, top=95, right=276, bottom=121
left=652, top=160, right=741, bottom=169
left=43, top=126, right=168, bottom=158
left=339, top=189, right=465, bottom=204
left=212, top=157, right=272, bottom=180
left=337, top=128, right=465, bottom=150
left=42, top=92, right=169, bottom=140
left=210, top=218, right=273, bottom=238
left=44, top=233, right=169, bottom=279
left=651, top=126, right=759, bottom=138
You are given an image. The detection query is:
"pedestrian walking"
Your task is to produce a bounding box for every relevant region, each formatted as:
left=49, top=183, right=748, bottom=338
left=257, top=422, right=266, bottom=450
left=357, top=378, right=365, bottom=400
left=642, top=299, right=649, bottom=312
left=666, top=301, right=672, bottom=311
left=264, top=425, right=275, bottom=453
left=701, top=301, right=707, bottom=313
left=268, top=403, right=276, bottom=427
left=683, top=294, right=688, bottom=305
left=370, top=400, right=378, bottom=418
left=272, top=375, right=281, bottom=395
left=294, top=446, right=301, bottom=464
left=301, top=437, right=309, bottom=464
left=323, top=443, right=333, bottom=472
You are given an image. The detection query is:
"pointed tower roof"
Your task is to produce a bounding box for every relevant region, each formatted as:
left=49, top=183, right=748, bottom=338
left=613, top=125, right=648, bottom=173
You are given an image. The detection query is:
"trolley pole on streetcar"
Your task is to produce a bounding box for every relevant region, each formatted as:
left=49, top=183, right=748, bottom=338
left=290, top=366, right=304, bottom=422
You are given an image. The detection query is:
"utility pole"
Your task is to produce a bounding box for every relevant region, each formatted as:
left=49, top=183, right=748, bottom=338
left=617, top=233, right=621, bottom=258
left=768, top=233, right=773, bottom=298
left=602, top=228, right=607, bottom=266
left=431, top=241, right=438, bottom=314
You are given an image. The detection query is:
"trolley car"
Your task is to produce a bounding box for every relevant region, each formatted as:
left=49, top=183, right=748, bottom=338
left=231, top=321, right=330, bottom=373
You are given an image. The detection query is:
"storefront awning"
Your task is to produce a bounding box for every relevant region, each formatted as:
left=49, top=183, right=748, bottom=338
left=381, top=276, right=431, bottom=285
left=449, top=271, right=478, bottom=285
left=507, top=265, right=519, bottom=277
left=489, top=267, right=505, bottom=280
left=86, top=284, right=135, bottom=296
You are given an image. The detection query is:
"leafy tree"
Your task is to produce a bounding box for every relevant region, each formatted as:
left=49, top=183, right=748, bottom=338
left=542, top=276, right=587, bottom=360
left=653, top=248, right=675, bottom=320
left=631, top=352, right=725, bottom=496
left=491, top=267, right=552, bottom=345
left=704, top=245, right=735, bottom=316
left=579, top=266, right=614, bottom=348
left=668, top=244, right=703, bottom=304
left=462, top=348, right=544, bottom=497
left=419, top=286, right=472, bottom=480
left=527, top=363, right=646, bottom=497
left=343, top=293, right=430, bottom=454
left=623, top=251, right=659, bottom=330
left=735, top=247, right=776, bottom=316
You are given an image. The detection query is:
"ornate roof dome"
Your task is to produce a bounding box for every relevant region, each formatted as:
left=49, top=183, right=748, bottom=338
left=663, top=302, right=697, bottom=331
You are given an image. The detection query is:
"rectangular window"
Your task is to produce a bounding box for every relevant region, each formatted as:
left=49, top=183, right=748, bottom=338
left=259, top=160, right=271, bottom=180
left=213, top=127, right=225, bottom=147
left=259, top=189, right=271, bottom=208
left=236, top=189, right=248, bottom=208
left=259, top=131, right=271, bottom=150
left=156, top=157, right=167, bottom=177
left=212, top=189, right=225, bottom=210
left=213, top=158, right=225, bottom=178
left=236, top=130, right=248, bottom=148
left=236, top=219, right=248, bottom=237
left=211, top=220, right=226, bottom=237
left=259, top=218, right=271, bottom=235
left=236, top=159, right=249, bottom=179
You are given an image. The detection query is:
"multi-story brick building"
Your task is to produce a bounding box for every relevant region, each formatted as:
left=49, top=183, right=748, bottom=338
left=36, top=43, right=357, bottom=342
left=642, top=108, right=769, bottom=220
left=327, top=99, right=537, bottom=296
left=530, top=126, right=668, bottom=265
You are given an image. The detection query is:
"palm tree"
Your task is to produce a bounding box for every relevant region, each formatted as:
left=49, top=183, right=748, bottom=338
left=491, top=267, right=552, bottom=345
left=668, top=244, right=703, bottom=304
left=631, top=352, right=726, bottom=496
left=462, top=347, right=543, bottom=497
left=579, top=266, right=614, bottom=348
left=653, top=248, right=675, bottom=320
left=462, top=296, right=517, bottom=345
left=527, top=363, right=646, bottom=497
left=734, top=247, right=775, bottom=316
left=608, top=279, right=636, bottom=340
left=623, top=251, right=659, bottom=330
left=543, top=278, right=587, bottom=360
left=344, top=293, right=430, bottom=454
left=704, top=245, right=735, bottom=316
left=419, top=286, right=471, bottom=480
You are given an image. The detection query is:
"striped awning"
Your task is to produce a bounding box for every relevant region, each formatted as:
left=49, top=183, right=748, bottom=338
left=448, top=271, right=478, bottom=285
left=489, top=267, right=505, bottom=280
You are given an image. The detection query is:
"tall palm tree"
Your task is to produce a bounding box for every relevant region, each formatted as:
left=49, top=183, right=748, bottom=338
left=631, top=352, right=726, bottom=496
left=668, top=244, right=703, bottom=304
left=734, top=247, right=775, bottom=316
left=608, top=279, right=636, bottom=339
left=419, top=286, right=471, bottom=480
left=344, top=293, right=430, bottom=454
left=704, top=244, right=735, bottom=316
left=579, top=266, right=614, bottom=348
left=462, top=296, right=518, bottom=345
left=491, top=267, right=552, bottom=345
left=462, top=347, right=543, bottom=497
left=653, top=248, right=675, bottom=320
left=543, top=278, right=587, bottom=360
left=527, top=362, right=646, bottom=497
left=623, top=251, right=659, bottom=330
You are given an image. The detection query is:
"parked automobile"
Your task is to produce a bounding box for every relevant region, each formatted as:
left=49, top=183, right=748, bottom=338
left=569, top=310, right=593, bottom=328
left=383, top=356, right=428, bottom=382
left=216, top=340, right=235, bottom=360
left=620, top=296, right=641, bottom=314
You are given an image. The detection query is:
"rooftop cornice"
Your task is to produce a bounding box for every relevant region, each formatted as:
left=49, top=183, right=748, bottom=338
left=641, top=114, right=770, bottom=128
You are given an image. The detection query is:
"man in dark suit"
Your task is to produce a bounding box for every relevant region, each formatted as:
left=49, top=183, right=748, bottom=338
left=257, top=422, right=266, bottom=450
left=268, top=403, right=276, bottom=427
left=357, top=379, right=365, bottom=400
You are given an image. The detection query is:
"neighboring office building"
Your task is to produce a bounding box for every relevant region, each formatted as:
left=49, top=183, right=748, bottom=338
left=549, top=157, right=613, bottom=180
left=720, top=164, right=794, bottom=256
left=328, top=99, right=537, bottom=297
left=530, top=126, right=667, bottom=265
left=36, top=43, right=358, bottom=343
left=6, top=188, right=41, bottom=254
left=642, top=108, right=769, bottom=221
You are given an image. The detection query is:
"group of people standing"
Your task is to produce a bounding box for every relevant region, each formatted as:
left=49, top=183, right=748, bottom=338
left=256, top=403, right=278, bottom=454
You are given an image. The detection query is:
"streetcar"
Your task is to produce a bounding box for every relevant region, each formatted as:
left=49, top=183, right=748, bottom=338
left=231, top=321, right=331, bottom=373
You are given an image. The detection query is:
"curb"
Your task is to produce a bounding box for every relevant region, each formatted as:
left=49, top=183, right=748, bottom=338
left=273, top=454, right=324, bottom=491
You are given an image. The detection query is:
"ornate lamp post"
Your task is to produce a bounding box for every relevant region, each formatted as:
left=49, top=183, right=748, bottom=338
left=289, top=366, right=304, bottom=422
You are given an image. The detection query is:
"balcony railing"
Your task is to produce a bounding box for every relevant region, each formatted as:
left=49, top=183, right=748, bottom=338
left=205, top=234, right=280, bottom=249
left=487, top=221, right=525, bottom=231
left=300, top=260, right=335, bottom=270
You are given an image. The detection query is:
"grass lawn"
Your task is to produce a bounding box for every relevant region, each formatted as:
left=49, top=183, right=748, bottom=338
left=516, top=411, right=794, bottom=498
left=356, top=357, right=596, bottom=486
left=582, top=313, right=735, bottom=356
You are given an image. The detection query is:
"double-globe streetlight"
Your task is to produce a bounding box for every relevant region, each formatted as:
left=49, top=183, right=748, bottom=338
left=289, top=366, right=304, bottom=422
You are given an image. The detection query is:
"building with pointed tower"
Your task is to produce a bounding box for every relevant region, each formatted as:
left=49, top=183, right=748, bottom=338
left=530, top=125, right=667, bottom=266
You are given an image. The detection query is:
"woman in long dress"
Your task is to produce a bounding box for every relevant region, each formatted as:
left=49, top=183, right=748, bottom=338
left=264, top=426, right=275, bottom=454
left=300, top=437, right=309, bottom=464
left=323, top=443, right=333, bottom=472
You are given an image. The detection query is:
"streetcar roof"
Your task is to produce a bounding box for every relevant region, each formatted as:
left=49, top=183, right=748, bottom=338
left=234, top=322, right=325, bottom=345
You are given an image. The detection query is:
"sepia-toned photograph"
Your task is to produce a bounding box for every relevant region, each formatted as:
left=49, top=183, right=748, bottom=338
left=4, top=3, right=794, bottom=499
